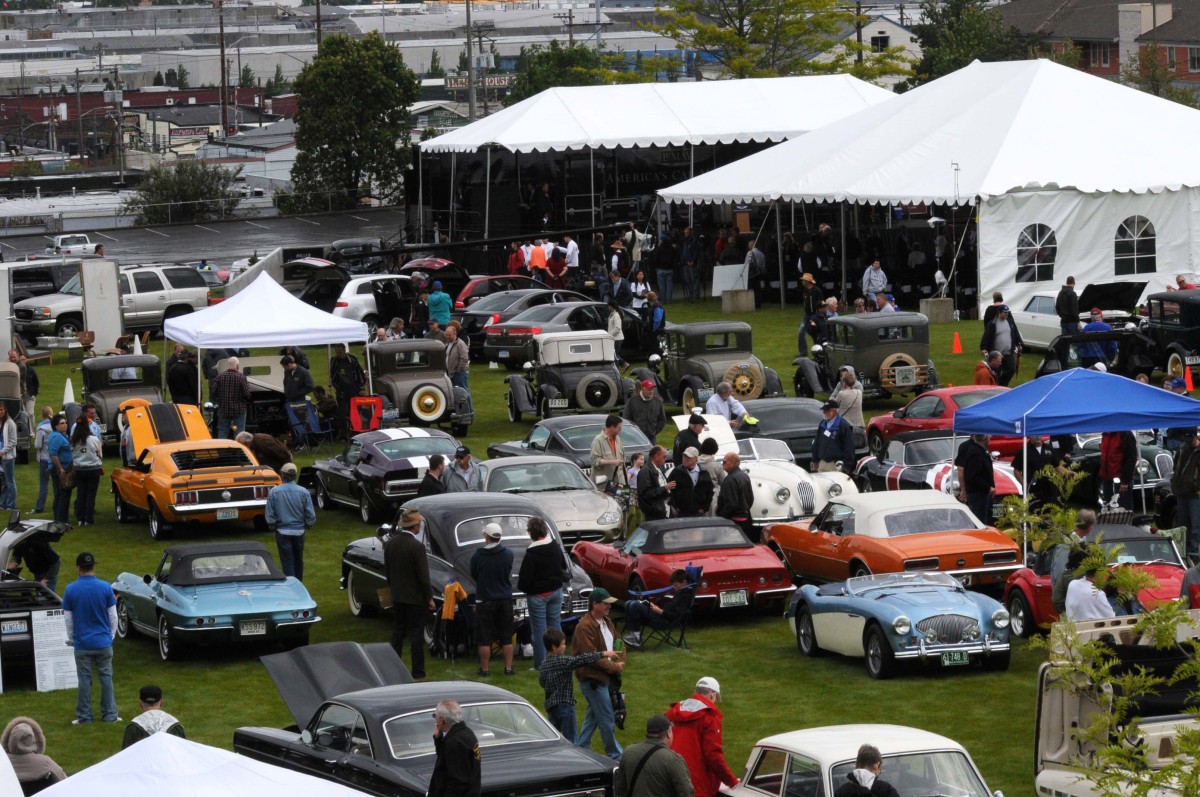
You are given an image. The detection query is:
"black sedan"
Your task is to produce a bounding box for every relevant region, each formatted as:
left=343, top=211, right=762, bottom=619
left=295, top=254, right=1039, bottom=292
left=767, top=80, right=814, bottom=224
left=735, top=398, right=869, bottom=464
left=234, top=643, right=615, bottom=797
left=340, top=493, right=595, bottom=643
left=303, top=428, right=459, bottom=525
left=486, top=414, right=654, bottom=472
left=482, top=301, right=653, bottom=369
left=453, top=288, right=588, bottom=358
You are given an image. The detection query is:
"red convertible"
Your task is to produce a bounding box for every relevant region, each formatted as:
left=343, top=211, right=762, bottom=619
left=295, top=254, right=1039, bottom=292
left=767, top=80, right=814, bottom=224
left=1003, top=525, right=1186, bottom=637
left=866, top=386, right=1024, bottom=458
left=571, top=518, right=795, bottom=610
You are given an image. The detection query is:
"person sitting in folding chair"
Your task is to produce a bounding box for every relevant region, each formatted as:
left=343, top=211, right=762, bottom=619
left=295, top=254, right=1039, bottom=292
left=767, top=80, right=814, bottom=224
left=621, top=569, right=694, bottom=650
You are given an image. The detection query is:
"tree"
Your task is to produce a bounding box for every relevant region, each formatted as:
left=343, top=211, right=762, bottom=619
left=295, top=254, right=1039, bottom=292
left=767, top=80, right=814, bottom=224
left=153, top=71, right=165, bottom=87
left=427, top=49, right=445, bottom=78
left=264, top=64, right=290, bottom=97
left=457, top=48, right=470, bottom=74
left=165, top=68, right=178, bottom=88
left=906, top=0, right=1033, bottom=87
left=176, top=63, right=190, bottom=89
left=504, top=41, right=637, bottom=106
left=239, top=64, right=255, bottom=88
left=290, top=32, right=420, bottom=211
left=1122, top=46, right=1200, bottom=109
left=121, top=160, right=242, bottom=225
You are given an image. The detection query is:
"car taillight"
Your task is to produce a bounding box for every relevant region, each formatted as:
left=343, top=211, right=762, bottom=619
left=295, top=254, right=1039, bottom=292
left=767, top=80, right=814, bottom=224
left=335, top=301, right=349, bottom=308
left=507, top=327, right=542, bottom=336
left=175, top=490, right=199, bottom=505
left=482, top=313, right=501, bottom=329
left=454, top=300, right=465, bottom=309
left=253, top=485, right=272, bottom=499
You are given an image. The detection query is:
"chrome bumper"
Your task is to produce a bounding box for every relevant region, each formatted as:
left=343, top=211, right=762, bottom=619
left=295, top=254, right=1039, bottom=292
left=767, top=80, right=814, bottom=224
left=168, top=499, right=267, bottom=515
left=894, top=638, right=1010, bottom=661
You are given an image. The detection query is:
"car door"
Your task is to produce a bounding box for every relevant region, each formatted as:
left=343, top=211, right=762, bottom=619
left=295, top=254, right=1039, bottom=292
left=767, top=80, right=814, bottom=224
left=598, top=527, right=646, bottom=594
left=124, top=270, right=168, bottom=327
left=332, top=438, right=365, bottom=500
left=567, top=306, right=605, bottom=333
left=128, top=551, right=173, bottom=631
left=792, top=502, right=858, bottom=581
left=887, top=394, right=945, bottom=436
left=285, top=703, right=364, bottom=788
left=1013, top=295, right=1062, bottom=350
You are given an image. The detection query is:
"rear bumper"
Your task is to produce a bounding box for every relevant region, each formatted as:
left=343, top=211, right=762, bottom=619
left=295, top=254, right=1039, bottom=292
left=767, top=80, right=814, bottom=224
left=167, top=500, right=268, bottom=518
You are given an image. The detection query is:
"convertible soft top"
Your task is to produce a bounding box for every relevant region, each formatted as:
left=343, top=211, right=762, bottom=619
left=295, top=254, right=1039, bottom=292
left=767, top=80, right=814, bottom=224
left=160, top=541, right=284, bottom=587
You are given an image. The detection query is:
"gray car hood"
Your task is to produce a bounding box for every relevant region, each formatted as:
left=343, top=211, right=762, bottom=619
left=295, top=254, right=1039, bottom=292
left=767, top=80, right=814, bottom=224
left=260, top=642, right=414, bottom=727
left=13, top=291, right=80, bottom=311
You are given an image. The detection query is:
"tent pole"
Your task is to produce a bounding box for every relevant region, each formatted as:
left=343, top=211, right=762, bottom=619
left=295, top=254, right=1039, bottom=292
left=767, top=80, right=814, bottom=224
left=484, top=146, right=491, bottom=239
left=839, top=204, right=847, bottom=302
left=162, top=337, right=167, bottom=392
left=589, top=148, right=595, bottom=227
left=449, top=154, right=457, bottom=240
left=417, top=150, right=424, bottom=244
left=775, top=200, right=785, bottom=309
left=688, top=145, right=694, bottom=228
left=1022, top=417, right=1029, bottom=562
left=197, top=347, right=203, bottom=404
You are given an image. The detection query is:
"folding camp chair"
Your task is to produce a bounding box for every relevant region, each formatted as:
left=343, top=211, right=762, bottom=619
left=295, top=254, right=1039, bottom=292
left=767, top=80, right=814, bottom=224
left=350, top=395, right=384, bottom=433
left=622, top=563, right=702, bottom=651
left=287, top=400, right=336, bottom=454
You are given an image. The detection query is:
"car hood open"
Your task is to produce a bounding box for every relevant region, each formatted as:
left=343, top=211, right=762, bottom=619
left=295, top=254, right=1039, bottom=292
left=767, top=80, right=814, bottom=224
left=0, top=517, right=69, bottom=584
left=260, top=642, right=414, bottom=727
left=1078, top=281, right=1146, bottom=314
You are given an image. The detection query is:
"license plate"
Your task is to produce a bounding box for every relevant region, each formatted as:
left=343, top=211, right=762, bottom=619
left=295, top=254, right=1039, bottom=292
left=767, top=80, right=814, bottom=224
left=548, top=398, right=569, bottom=408
left=1187, top=356, right=1200, bottom=366
left=240, top=620, right=267, bottom=636
left=498, top=350, right=509, bottom=359
left=382, top=408, right=399, bottom=421
left=698, top=389, right=713, bottom=402
left=216, top=508, right=238, bottom=520
left=1, top=619, right=27, bottom=634
left=894, top=366, right=917, bottom=386
left=718, top=589, right=748, bottom=608
left=940, top=650, right=971, bottom=667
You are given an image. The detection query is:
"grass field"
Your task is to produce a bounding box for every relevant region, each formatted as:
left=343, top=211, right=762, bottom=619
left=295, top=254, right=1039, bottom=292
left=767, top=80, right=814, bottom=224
left=0, top=300, right=1048, bottom=795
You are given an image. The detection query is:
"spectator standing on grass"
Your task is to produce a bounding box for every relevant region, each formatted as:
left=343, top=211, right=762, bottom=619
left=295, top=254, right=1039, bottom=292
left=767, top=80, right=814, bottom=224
left=419, top=454, right=447, bottom=497
left=667, top=447, right=713, bottom=518
left=70, top=416, right=102, bottom=527
left=47, top=414, right=73, bottom=524
left=470, top=523, right=515, bottom=677
left=63, top=551, right=118, bottom=725
left=265, top=463, right=316, bottom=581
left=31, top=407, right=52, bottom=514
left=213, top=357, right=252, bottom=439
left=443, top=446, right=482, bottom=492
left=429, top=700, right=481, bottom=797
left=282, top=354, right=315, bottom=403
left=614, top=715, right=693, bottom=797
left=572, top=588, right=625, bottom=760
left=384, top=507, right=435, bottom=679
left=0, top=402, right=15, bottom=511
left=665, top=677, right=738, bottom=797
left=167, top=350, right=199, bottom=405
left=624, top=380, right=666, bottom=442
left=955, top=434, right=995, bottom=525
left=716, top=452, right=754, bottom=540
left=590, top=415, right=628, bottom=491
left=861, top=258, right=887, bottom=299
left=328, top=344, right=365, bottom=434
left=445, top=326, right=470, bottom=392
left=637, top=446, right=674, bottom=521
left=1056, top=276, right=1080, bottom=336
left=517, top=517, right=566, bottom=670
left=539, top=627, right=619, bottom=743
left=122, top=685, right=186, bottom=749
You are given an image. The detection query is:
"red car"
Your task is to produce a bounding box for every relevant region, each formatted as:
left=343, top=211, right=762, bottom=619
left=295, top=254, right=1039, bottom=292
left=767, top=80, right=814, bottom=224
left=1003, top=525, right=1186, bottom=637
left=571, top=517, right=795, bottom=610
left=866, top=386, right=1024, bottom=458
left=455, top=275, right=541, bottom=309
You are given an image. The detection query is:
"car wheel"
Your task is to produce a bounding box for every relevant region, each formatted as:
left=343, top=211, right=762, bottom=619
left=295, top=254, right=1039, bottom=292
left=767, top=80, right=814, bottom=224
left=539, top=396, right=553, bottom=420
left=409, top=384, right=447, bottom=424
left=864, top=625, right=895, bottom=680
left=795, top=605, right=821, bottom=657
left=359, top=492, right=378, bottom=524
left=576, top=373, right=618, bottom=411
left=346, top=570, right=378, bottom=618
left=116, top=598, right=130, bottom=639
left=868, top=430, right=885, bottom=458
left=114, top=490, right=134, bottom=524
left=316, top=482, right=332, bottom=511
left=163, top=306, right=192, bottom=323
left=158, top=614, right=183, bottom=662
left=681, top=378, right=703, bottom=414
left=55, top=317, right=82, bottom=338
left=148, top=501, right=169, bottom=540
left=981, top=650, right=1011, bottom=672
left=723, top=362, right=765, bottom=401
left=794, top=368, right=813, bottom=399
left=851, top=561, right=871, bottom=579
left=506, top=391, right=522, bottom=423
left=1007, top=591, right=1034, bottom=638
left=1168, top=351, right=1186, bottom=379
left=363, top=315, right=380, bottom=338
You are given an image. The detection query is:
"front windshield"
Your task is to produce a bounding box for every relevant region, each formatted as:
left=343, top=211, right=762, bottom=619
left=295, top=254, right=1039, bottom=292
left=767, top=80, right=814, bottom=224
left=384, top=701, right=559, bottom=759
left=847, top=572, right=963, bottom=595
left=901, top=439, right=955, bottom=467
left=883, top=508, right=979, bottom=536
left=952, top=390, right=1004, bottom=409
left=1104, top=537, right=1183, bottom=565
left=830, top=751, right=991, bottom=797
left=59, top=274, right=82, bottom=295
left=559, top=424, right=650, bottom=452
left=484, top=461, right=593, bottom=493
left=738, top=438, right=793, bottom=462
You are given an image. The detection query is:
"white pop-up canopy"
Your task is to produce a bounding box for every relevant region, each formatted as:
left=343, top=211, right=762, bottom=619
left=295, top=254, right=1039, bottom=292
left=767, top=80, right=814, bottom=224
left=419, top=75, right=894, bottom=154
left=164, top=272, right=369, bottom=349
left=41, top=732, right=365, bottom=797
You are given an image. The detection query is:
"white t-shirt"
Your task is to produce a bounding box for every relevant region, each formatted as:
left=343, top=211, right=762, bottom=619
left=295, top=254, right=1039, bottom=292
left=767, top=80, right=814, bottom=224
left=1065, top=578, right=1115, bottom=622
left=599, top=621, right=614, bottom=651
left=564, top=239, right=580, bottom=269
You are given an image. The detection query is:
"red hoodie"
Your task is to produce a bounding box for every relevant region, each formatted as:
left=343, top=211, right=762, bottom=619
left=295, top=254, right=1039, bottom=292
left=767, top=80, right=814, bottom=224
left=664, top=693, right=739, bottom=797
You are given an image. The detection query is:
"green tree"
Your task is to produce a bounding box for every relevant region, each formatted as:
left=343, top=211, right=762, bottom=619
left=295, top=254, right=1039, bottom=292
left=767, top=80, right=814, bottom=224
left=165, top=68, right=178, bottom=88
left=239, top=64, right=255, bottom=88
left=427, top=49, right=445, bottom=78
left=264, top=64, right=290, bottom=97
left=120, top=160, right=242, bottom=225
left=457, top=48, right=470, bottom=74
left=290, top=32, right=420, bottom=211
left=176, top=64, right=190, bottom=89
left=153, top=71, right=165, bottom=87
left=1122, top=46, right=1200, bottom=109
left=504, top=41, right=634, bottom=106
left=906, top=0, right=1033, bottom=87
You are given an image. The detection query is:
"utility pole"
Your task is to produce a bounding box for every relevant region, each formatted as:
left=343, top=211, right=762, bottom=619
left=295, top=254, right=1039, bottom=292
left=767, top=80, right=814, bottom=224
left=112, top=65, right=124, bottom=185
left=855, top=0, right=864, bottom=64
left=315, top=0, right=323, bottom=44
left=554, top=9, right=577, bottom=46
left=16, top=60, right=23, bottom=150
left=74, top=68, right=83, bottom=160
left=218, top=0, right=229, bottom=136
left=464, top=0, right=476, bottom=122
left=474, top=25, right=493, bottom=116
left=596, top=0, right=602, bottom=51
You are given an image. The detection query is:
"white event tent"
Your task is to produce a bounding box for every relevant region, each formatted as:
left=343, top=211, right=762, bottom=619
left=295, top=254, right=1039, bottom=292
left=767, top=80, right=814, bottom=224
left=418, top=75, right=894, bottom=234
left=658, top=59, right=1200, bottom=313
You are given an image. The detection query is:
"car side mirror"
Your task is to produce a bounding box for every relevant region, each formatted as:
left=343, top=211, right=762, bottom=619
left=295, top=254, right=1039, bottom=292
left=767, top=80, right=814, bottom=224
left=142, top=573, right=152, bottom=585
left=648, top=354, right=662, bottom=370
left=301, top=730, right=314, bottom=745
left=893, top=408, right=905, bottom=418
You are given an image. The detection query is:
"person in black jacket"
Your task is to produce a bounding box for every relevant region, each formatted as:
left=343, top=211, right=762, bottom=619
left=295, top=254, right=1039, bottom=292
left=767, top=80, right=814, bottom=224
left=672, top=413, right=706, bottom=466
left=279, top=345, right=310, bottom=370
left=1055, top=276, right=1080, bottom=337
left=429, top=700, right=481, bottom=797
left=166, top=351, right=199, bottom=405
left=384, top=517, right=435, bottom=679
left=517, top=517, right=567, bottom=669
left=666, top=448, right=713, bottom=517
left=812, top=401, right=856, bottom=474
left=470, top=523, right=515, bottom=676
left=621, top=569, right=693, bottom=649
left=281, top=355, right=315, bottom=403
left=715, top=452, right=755, bottom=540
left=834, top=744, right=901, bottom=797
left=979, top=305, right=1023, bottom=386
left=637, top=446, right=674, bottom=521
left=418, top=455, right=447, bottom=497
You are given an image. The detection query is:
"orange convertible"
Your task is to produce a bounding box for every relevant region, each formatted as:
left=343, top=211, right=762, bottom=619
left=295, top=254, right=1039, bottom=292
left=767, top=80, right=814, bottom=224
left=763, top=492, right=1021, bottom=590
left=111, top=401, right=280, bottom=539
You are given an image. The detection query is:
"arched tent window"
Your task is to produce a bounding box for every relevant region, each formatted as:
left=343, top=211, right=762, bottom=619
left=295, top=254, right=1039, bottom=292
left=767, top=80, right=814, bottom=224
left=1016, top=223, right=1056, bottom=282
left=1115, top=216, right=1156, bottom=275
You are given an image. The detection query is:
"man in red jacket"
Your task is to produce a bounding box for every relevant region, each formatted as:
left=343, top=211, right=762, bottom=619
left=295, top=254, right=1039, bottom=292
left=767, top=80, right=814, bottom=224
left=664, top=676, right=739, bottom=797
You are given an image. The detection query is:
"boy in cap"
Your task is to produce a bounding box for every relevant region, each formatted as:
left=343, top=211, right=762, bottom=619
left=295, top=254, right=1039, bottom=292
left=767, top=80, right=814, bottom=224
left=470, top=522, right=515, bottom=676
left=63, top=551, right=119, bottom=724
left=614, top=715, right=692, bottom=797
left=265, top=462, right=316, bottom=580
left=122, top=685, right=186, bottom=748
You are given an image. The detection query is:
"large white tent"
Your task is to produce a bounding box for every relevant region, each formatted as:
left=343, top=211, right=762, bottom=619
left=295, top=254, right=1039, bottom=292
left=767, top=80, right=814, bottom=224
left=658, top=59, right=1200, bottom=312
left=40, top=732, right=364, bottom=797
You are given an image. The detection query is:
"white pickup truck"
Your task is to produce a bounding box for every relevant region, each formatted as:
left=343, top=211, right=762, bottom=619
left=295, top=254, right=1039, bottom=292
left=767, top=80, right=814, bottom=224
left=45, top=234, right=100, bottom=255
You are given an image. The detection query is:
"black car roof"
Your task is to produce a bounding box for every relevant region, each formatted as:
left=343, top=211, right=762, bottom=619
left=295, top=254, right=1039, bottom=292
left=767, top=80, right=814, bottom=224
left=1148, top=288, right=1200, bottom=303
left=532, top=414, right=620, bottom=432
left=82, top=354, right=160, bottom=371
left=663, top=320, right=751, bottom=335
left=403, top=492, right=544, bottom=524
left=367, top=339, right=445, bottom=355
left=830, top=311, right=927, bottom=328
left=1088, top=524, right=1167, bottom=544
left=162, top=540, right=272, bottom=559
left=338, top=680, right=531, bottom=717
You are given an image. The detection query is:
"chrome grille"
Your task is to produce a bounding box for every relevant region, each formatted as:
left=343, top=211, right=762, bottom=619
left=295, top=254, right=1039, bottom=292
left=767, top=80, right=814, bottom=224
left=796, top=481, right=816, bottom=514
left=916, top=614, right=979, bottom=643
left=14, top=309, right=32, bottom=321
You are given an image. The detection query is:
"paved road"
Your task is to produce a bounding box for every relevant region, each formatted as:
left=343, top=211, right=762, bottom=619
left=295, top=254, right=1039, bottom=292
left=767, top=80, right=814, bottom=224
left=0, top=209, right=407, bottom=266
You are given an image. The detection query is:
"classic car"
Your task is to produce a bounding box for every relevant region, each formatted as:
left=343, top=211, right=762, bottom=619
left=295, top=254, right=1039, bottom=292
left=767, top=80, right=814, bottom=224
left=80, top=354, right=164, bottom=445
left=505, top=331, right=636, bottom=421
left=793, top=312, right=939, bottom=400
left=479, top=455, right=623, bottom=548
left=367, top=340, right=474, bottom=436
left=571, top=517, right=795, bottom=610
left=636, top=321, right=784, bottom=411
left=1003, top=524, right=1186, bottom=638
left=864, top=386, right=1022, bottom=458
left=1034, top=327, right=1161, bottom=380
left=1135, top=287, right=1200, bottom=378
left=111, top=401, right=281, bottom=539
left=855, top=430, right=1022, bottom=521
left=0, top=512, right=68, bottom=662
left=113, top=541, right=319, bottom=660
left=212, top=355, right=290, bottom=436
left=340, top=494, right=594, bottom=646
left=728, top=724, right=1001, bottom=797
left=787, top=572, right=1011, bottom=679
left=233, top=643, right=616, bottom=797
left=734, top=397, right=869, bottom=464
left=1011, top=281, right=1142, bottom=350
left=305, top=428, right=459, bottom=524
left=486, top=415, right=654, bottom=475
left=483, top=301, right=653, bottom=369
left=762, top=492, right=1022, bottom=590
left=453, top=288, right=585, bottom=358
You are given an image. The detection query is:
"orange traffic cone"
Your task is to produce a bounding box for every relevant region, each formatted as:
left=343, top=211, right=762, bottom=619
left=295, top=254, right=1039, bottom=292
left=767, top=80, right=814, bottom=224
left=951, top=332, right=962, bottom=354
left=1187, top=367, right=1194, bottom=392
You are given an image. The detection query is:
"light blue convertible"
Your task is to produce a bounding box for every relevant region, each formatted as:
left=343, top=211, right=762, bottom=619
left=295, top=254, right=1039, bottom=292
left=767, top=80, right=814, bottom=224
left=113, top=541, right=320, bottom=661
left=787, top=572, right=1010, bottom=679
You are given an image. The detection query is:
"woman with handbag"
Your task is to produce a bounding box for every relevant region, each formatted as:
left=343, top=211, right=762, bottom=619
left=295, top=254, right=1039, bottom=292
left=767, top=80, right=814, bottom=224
left=46, top=414, right=74, bottom=525
left=516, top=516, right=567, bottom=670
left=70, top=417, right=103, bottom=527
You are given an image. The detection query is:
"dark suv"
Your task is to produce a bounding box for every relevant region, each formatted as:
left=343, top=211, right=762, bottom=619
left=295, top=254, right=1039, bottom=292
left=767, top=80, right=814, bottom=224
left=793, top=311, right=939, bottom=399
left=505, top=330, right=636, bottom=421
left=1143, top=288, right=1200, bottom=378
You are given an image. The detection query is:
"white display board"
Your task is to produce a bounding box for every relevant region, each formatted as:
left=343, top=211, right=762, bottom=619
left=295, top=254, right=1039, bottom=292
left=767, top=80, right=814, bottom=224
left=81, top=259, right=123, bottom=351
left=32, top=608, right=76, bottom=692
left=711, top=264, right=748, bottom=296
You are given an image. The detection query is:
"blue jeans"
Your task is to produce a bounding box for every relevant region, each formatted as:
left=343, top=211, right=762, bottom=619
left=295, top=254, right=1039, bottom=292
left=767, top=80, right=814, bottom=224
left=1060, top=322, right=1079, bottom=336
left=577, top=679, right=622, bottom=760
left=655, top=269, right=674, bottom=304
left=1177, top=497, right=1200, bottom=556
left=33, top=459, right=51, bottom=512
left=275, top=532, right=305, bottom=580
left=218, top=413, right=246, bottom=440
left=549, top=703, right=577, bottom=743
left=0, top=457, right=15, bottom=509
left=527, top=590, right=563, bottom=669
left=450, top=372, right=469, bottom=392
left=75, top=647, right=117, bottom=722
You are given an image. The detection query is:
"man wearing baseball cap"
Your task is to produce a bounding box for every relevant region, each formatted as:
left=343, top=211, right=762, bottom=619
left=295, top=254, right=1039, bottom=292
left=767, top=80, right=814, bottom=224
left=665, top=676, right=739, bottom=797
left=623, top=379, right=666, bottom=442
left=443, top=446, right=482, bottom=492
left=572, top=587, right=625, bottom=760
left=672, top=411, right=707, bottom=466
left=1077, top=307, right=1116, bottom=369
left=811, top=400, right=855, bottom=474
left=63, top=552, right=119, bottom=724
left=122, top=685, right=186, bottom=749
left=614, top=715, right=692, bottom=797
left=265, top=462, right=316, bottom=580
left=470, top=523, right=515, bottom=676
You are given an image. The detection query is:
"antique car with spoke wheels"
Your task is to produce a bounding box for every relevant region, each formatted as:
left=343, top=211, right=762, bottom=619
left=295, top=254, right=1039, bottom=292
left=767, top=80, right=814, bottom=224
left=505, top=330, right=635, bottom=421
left=793, top=311, right=938, bottom=400
left=80, top=354, right=163, bottom=446
left=303, top=428, right=459, bottom=525
left=110, top=401, right=280, bottom=539
left=367, top=340, right=474, bottom=436
left=112, top=541, right=319, bottom=661
left=486, top=414, right=653, bottom=475
left=786, top=572, right=1010, bottom=679
left=233, top=643, right=616, bottom=797
left=1142, top=287, right=1200, bottom=379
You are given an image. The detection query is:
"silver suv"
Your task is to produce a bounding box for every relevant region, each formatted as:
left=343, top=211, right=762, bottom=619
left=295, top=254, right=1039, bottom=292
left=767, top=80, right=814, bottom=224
left=13, top=262, right=211, bottom=341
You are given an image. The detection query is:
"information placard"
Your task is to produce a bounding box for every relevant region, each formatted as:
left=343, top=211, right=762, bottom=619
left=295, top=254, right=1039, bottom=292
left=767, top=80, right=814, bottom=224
left=711, top=264, right=748, bottom=296
left=32, top=608, right=77, bottom=692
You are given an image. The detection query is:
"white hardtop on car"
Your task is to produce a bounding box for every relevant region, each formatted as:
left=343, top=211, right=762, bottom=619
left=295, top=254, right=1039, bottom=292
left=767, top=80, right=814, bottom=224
left=533, top=329, right=617, bottom=366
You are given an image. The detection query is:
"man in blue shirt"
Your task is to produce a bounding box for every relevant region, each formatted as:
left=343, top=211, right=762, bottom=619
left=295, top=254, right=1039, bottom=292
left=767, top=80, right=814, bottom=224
left=265, top=463, right=316, bottom=581
left=1077, top=308, right=1117, bottom=369
left=62, top=551, right=118, bottom=724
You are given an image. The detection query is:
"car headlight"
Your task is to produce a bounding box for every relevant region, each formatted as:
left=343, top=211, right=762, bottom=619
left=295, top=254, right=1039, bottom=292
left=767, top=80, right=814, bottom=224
left=962, top=622, right=980, bottom=641
left=774, top=486, right=791, bottom=503
left=597, top=510, right=621, bottom=525
left=946, top=474, right=960, bottom=493
left=892, top=615, right=911, bottom=635
left=827, top=482, right=842, bottom=497
left=34, top=308, right=51, bottom=319
left=992, top=609, right=1010, bottom=629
